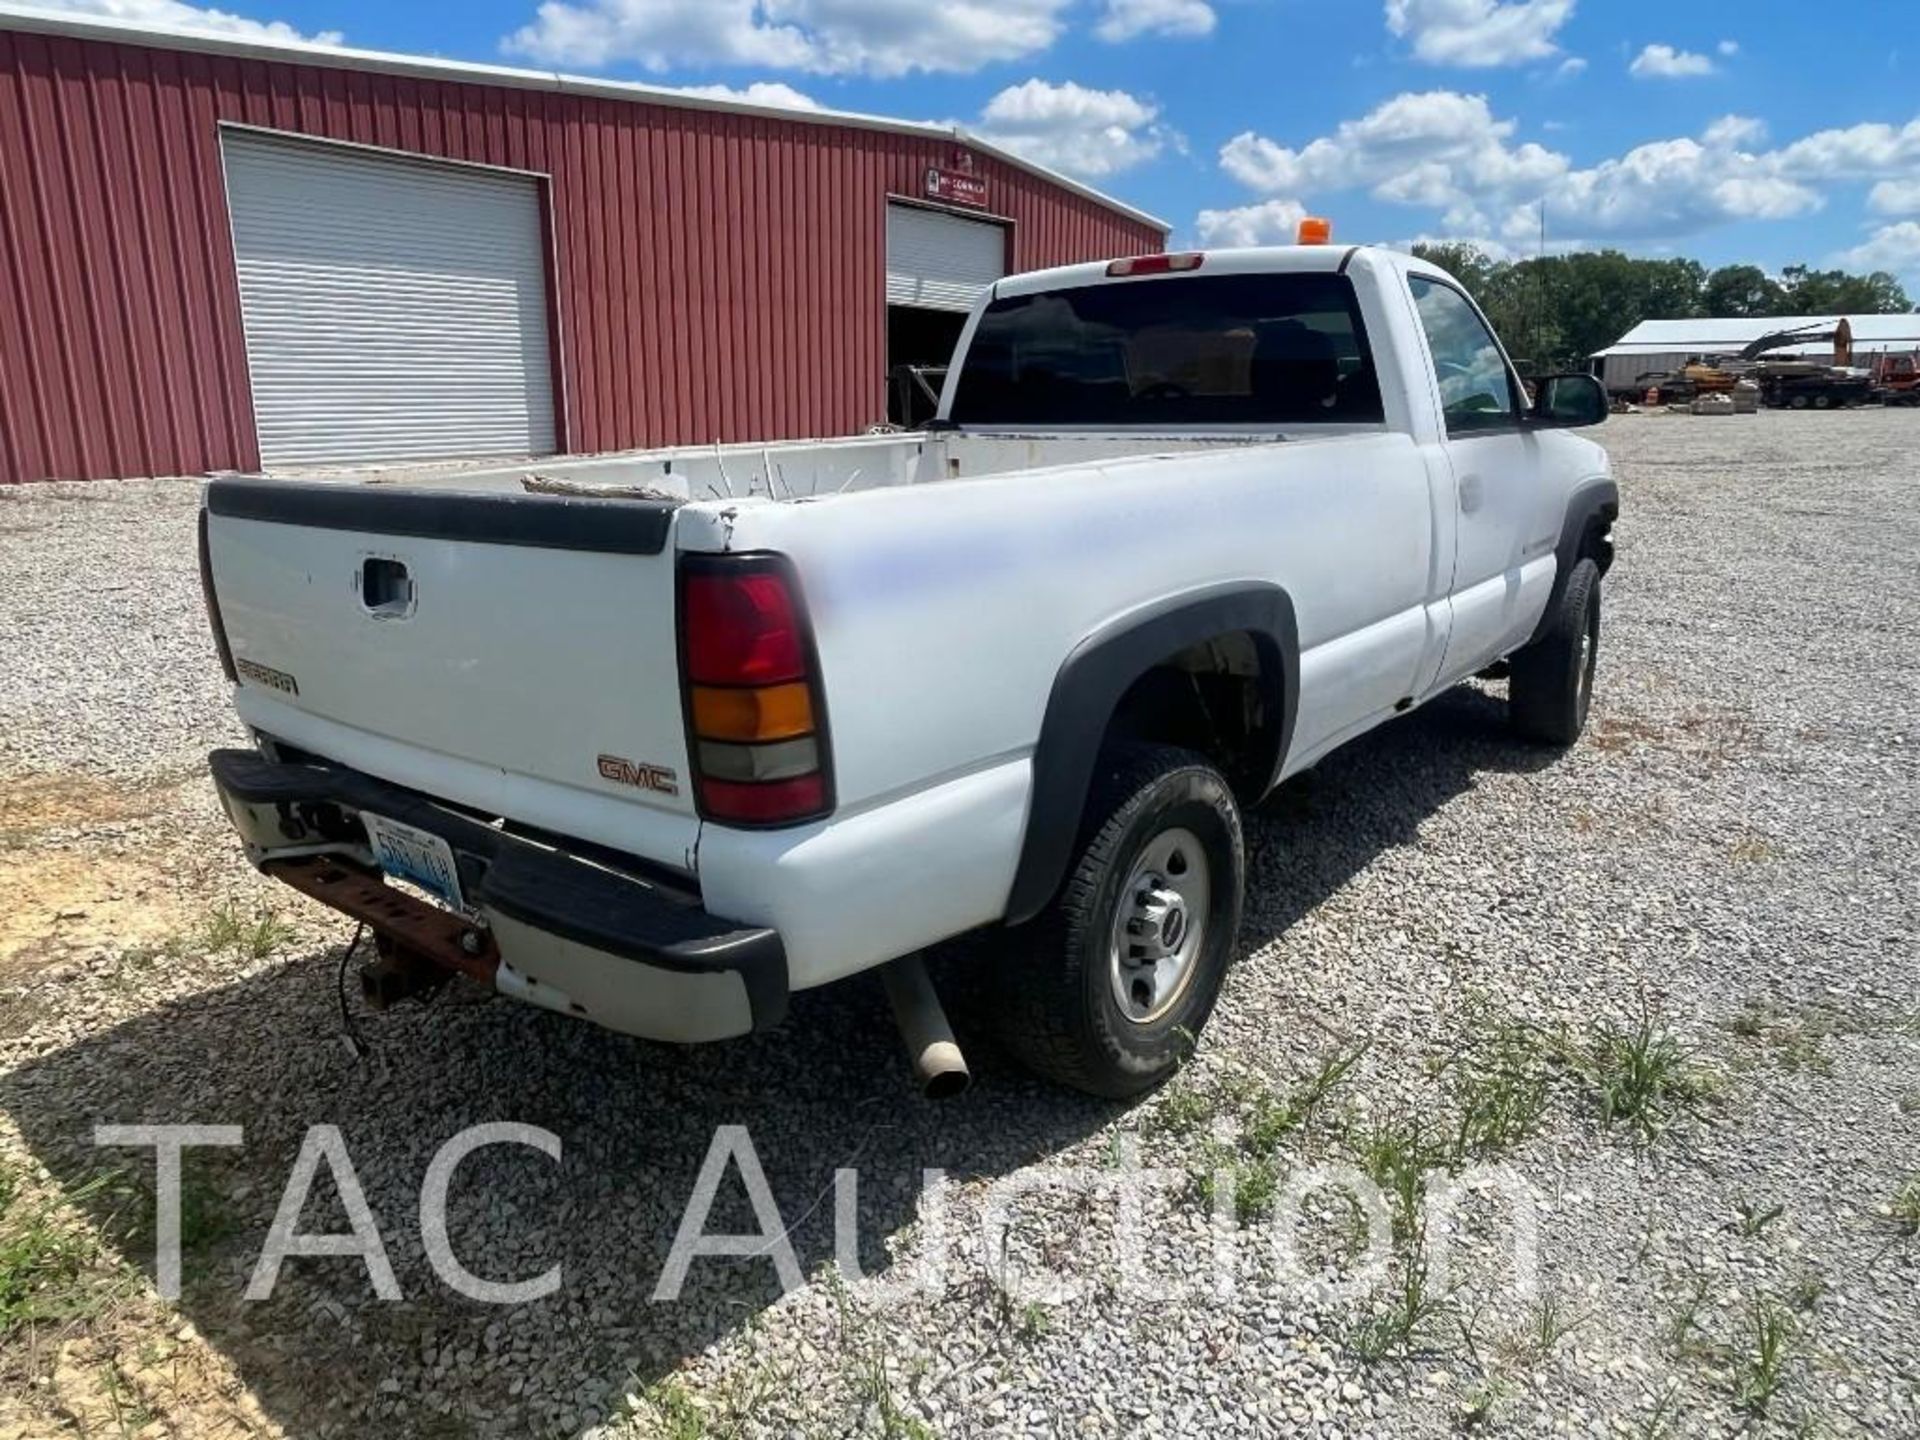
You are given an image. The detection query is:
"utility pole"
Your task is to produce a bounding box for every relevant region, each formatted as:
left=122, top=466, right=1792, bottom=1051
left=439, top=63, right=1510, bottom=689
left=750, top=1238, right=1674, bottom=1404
left=1535, top=198, right=1548, bottom=368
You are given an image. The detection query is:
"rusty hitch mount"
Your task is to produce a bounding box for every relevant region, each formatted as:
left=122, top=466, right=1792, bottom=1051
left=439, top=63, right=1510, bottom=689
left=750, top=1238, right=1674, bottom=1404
left=263, top=855, right=500, bottom=1007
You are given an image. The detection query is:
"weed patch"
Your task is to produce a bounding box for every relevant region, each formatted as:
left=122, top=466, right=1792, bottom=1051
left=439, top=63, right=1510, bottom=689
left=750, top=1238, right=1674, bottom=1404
left=1732, top=1295, right=1797, bottom=1417
left=0, top=1162, right=137, bottom=1340
left=1561, top=1014, right=1714, bottom=1141
left=1890, top=1175, right=1920, bottom=1237
left=201, top=903, right=296, bottom=960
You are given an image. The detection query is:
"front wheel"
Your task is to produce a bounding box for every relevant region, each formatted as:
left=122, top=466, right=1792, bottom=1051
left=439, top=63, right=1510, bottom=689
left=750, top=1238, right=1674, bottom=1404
left=1508, top=557, right=1601, bottom=746
left=994, top=744, right=1244, bottom=1098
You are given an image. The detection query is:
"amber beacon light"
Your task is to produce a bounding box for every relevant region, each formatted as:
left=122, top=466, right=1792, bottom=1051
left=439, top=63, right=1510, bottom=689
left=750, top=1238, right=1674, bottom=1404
left=1296, top=216, right=1334, bottom=245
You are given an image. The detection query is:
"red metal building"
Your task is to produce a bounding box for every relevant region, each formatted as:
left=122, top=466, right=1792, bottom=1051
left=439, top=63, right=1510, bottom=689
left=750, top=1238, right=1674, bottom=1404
left=0, top=11, right=1166, bottom=485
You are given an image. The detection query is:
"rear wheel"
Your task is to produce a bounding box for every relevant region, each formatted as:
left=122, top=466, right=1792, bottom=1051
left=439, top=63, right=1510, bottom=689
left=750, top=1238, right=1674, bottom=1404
left=994, top=744, right=1244, bottom=1098
left=1508, top=557, right=1601, bottom=746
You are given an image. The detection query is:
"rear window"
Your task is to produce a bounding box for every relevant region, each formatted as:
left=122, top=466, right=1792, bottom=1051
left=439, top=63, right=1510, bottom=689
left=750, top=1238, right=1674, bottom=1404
left=947, top=272, right=1384, bottom=428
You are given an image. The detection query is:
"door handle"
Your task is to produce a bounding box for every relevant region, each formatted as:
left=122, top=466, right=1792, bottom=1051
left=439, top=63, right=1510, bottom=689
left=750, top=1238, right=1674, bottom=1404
left=1458, top=473, right=1485, bottom=514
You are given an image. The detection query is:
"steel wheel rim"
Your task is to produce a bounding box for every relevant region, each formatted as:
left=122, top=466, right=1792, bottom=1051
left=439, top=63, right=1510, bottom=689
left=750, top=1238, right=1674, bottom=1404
left=1576, top=597, right=1598, bottom=717
left=1109, top=826, right=1211, bottom=1025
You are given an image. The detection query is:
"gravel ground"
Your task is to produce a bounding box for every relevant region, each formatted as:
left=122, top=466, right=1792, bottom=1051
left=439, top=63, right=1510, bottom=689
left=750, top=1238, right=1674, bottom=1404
left=1, top=410, right=1917, bottom=1439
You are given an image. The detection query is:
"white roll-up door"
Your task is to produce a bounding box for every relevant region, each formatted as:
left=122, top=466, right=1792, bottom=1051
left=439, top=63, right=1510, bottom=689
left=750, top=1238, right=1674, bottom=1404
left=885, top=204, right=1007, bottom=313
left=221, top=130, right=557, bottom=469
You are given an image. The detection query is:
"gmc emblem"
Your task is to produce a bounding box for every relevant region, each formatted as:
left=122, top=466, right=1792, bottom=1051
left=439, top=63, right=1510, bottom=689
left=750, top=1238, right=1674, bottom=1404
left=596, top=754, right=679, bottom=796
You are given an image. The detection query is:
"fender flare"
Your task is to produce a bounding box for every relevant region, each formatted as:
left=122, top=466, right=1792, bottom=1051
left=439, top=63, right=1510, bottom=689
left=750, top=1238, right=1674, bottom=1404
left=1526, top=477, right=1619, bottom=648
left=1003, top=582, right=1299, bottom=925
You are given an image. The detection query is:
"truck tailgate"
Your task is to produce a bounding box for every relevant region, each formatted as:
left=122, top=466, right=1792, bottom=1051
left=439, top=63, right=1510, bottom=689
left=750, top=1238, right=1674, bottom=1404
left=204, top=478, right=698, bottom=869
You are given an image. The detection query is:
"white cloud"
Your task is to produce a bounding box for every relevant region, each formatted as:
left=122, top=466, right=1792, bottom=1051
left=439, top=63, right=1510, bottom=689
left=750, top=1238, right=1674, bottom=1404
left=1220, top=90, right=1567, bottom=233
left=1384, top=0, right=1575, bottom=68
left=1629, top=43, right=1716, bottom=78
left=1869, top=178, right=1920, bottom=216
left=1553, top=55, right=1586, bottom=77
left=1702, top=114, right=1765, bottom=149
left=664, top=81, right=820, bottom=109
left=1766, top=119, right=1920, bottom=181
left=1094, top=0, right=1214, bottom=43
left=502, top=0, right=1070, bottom=77
left=1512, top=138, right=1817, bottom=241
left=973, top=79, right=1171, bottom=178
left=28, top=0, right=341, bottom=43
left=1716, top=38, right=1738, bottom=56
left=1195, top=198, right=1309, bottom=246
left=1832, top=221, right=1920, bottom=278
left=1217, top=88, right=1826, bottom=244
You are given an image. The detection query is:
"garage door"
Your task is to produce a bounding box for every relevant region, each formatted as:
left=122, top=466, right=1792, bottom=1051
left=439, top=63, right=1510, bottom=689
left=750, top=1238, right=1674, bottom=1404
left=221, top=130, right=557, bottom=469
left=885, top=204, right=1007, bottom=313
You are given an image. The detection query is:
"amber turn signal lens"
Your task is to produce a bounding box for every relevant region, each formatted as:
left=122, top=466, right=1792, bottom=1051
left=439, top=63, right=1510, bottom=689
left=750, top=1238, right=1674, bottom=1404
left=690, top=681, right=815, bottom=742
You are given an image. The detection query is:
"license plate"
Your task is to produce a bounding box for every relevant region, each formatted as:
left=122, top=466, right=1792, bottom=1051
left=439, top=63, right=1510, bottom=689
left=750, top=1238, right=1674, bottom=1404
left=362, top=813, right=465, bottom=911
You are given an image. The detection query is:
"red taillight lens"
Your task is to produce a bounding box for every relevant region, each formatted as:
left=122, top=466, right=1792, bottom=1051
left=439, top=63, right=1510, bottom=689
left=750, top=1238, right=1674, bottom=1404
left=696, top=774, right=827, bottom=824
left=680, top=557, right=831, bottom=826
left=197, top=507, right=237, bottom=682
left=1106, top=252, right=1204, bottom=277
left=683, top=570, right=807, bottom=684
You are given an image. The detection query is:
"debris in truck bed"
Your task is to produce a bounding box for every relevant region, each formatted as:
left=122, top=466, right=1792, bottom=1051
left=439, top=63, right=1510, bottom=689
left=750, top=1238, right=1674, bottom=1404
left=519, top=472, right=685, bottom=503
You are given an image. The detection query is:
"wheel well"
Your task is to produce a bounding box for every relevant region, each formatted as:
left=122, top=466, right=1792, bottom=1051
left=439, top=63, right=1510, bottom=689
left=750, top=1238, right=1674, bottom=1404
left=1103, top=631, right=1281, bottom=801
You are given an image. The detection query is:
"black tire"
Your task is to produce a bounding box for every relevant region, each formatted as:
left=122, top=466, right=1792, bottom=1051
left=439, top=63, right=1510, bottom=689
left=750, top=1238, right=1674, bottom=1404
left=994, top=743, right=1244, bottom=1098
left=1509, top=557, right=1601, bottom=746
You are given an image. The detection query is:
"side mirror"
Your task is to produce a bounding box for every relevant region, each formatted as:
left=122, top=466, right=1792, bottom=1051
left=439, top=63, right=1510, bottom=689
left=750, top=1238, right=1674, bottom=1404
left=1528, top=372, right=1608, bottom=428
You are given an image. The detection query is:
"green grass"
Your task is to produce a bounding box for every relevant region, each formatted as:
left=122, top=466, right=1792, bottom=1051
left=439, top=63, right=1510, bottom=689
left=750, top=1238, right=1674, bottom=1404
left=1890, top=1176, right=1920, bottom=1237
left=1354, top=1112, right=1444, bottom=1244
left=1732, top=1198, right=1787, bottom=1238
left=1150, top=1083, right=1220, bottom=1139
left=1733, top=1295, right=1797, bottom=1417
left=853, top=1350, right=935, bottom=1440
left=1665, top=1269, right=1716, bottom=1360
left=1520, top=1293, right=1589, bottom=1362
left=1563, top=1015, right=1713, bottom=1141
left=1015, top=1301, right=1051, bottom=1342
left=1728, top=1001, right=1835, bottom=1075
left=1785, top=1269, right=1825, bottom=1314
left=1347, top=1251, right=1447, bottom=1364
left=1182, top=1043, right=1370, bottom=1222
left=628, top=1377, right=706, bottom=1440
left=1233, top=1042, right=1372, bottom=1159
left=0, top=1163, right=134, bottom=1339
left=1447, top=1033, right=1552, bottom=1163
left=201, top=903, right=296, bottom=960
left=1195, top=1148, right=1280, bottom=1223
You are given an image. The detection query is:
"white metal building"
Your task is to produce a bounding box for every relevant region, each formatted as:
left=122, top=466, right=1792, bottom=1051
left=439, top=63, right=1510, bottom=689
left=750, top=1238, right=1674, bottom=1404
left=1592, top=315, right=1920, bottom=392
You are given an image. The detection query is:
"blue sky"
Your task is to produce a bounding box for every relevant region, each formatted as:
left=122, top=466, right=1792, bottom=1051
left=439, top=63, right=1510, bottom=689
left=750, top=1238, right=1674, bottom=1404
left=42, top=1, right=1920, bottom=285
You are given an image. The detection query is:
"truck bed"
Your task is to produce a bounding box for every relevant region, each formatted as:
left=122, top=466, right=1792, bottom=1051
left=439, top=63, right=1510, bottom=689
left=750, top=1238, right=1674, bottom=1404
left=300, top=426, right=1360, bottom=504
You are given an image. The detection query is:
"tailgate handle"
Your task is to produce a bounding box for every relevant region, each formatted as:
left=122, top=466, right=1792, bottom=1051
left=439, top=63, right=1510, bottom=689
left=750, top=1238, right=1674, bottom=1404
left=360, top=557, right=415, bottom=618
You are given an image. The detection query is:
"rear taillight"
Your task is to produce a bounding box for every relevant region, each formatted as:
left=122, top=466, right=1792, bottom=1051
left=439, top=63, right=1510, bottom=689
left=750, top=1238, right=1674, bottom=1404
left=197, top=507, right=237, bottom=682
left=680, top=555, right=832, bottom=826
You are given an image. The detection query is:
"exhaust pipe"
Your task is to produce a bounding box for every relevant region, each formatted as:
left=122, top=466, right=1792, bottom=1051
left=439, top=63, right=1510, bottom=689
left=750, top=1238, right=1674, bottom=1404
left=881, top=955, right=970, bottom=1099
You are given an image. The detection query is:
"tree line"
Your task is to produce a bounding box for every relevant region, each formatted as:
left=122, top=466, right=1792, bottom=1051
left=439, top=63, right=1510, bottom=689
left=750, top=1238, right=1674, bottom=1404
left=1408, top=243, right=1915, bottom=369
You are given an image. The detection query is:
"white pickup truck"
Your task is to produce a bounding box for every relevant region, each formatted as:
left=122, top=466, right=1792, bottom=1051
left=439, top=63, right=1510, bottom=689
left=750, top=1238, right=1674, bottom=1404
left=200, top=243, right=1616, bottom=1098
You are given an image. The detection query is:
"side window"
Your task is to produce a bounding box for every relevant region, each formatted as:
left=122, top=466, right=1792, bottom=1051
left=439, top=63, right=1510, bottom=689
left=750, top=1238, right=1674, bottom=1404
left=1408, top=276, right=1519, bottom=434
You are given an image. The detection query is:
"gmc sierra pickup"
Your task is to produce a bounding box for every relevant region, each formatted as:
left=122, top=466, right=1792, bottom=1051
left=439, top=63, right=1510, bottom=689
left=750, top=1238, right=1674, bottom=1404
left=199, top=242, right=1616, bottom=1098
